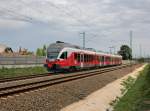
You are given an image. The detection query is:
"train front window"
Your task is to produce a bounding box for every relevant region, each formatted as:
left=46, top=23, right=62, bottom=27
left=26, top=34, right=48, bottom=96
left=47, top=52, right=59, bottom=59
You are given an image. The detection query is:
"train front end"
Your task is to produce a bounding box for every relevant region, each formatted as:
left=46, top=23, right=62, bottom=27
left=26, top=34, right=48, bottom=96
left=46, top=43, right=62, bottom=71
left=46, top=41, right=71, bottom=71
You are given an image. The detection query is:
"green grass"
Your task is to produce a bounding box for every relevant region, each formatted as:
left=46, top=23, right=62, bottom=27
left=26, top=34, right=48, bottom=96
left=113, top=64, right=150, bottom=111
left=0, top=66, right=48, bottom=78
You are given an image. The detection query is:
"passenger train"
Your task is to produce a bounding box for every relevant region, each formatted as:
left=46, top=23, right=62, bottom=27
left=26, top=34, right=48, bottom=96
left=46, top=41, right=122, bottom=71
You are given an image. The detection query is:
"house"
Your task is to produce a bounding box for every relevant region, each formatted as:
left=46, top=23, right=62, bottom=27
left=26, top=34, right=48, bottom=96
left=0, top=44, right=13, bottom=54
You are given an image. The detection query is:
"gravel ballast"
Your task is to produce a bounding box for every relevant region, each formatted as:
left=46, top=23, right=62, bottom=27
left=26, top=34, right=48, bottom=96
left=0, top=64, right=142, bottom=111
left=61, top=64, right=146, bottom=111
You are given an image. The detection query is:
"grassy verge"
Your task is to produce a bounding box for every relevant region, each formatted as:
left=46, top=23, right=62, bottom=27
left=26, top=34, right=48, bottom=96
left=0, top=67, right=48, bottom=78
left=113, top=64, right=150, bottom=111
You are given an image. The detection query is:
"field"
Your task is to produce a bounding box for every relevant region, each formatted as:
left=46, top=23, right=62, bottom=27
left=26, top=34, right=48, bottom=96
left=0, top=67, right=48, bottom=78
left=113, top=64, right=150, bottom=111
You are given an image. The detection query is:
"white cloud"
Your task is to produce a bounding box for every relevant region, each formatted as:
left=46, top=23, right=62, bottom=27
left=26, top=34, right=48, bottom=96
left=0, top=19, right=30, bottom=29
left=0, top=0, right=150, bottom=56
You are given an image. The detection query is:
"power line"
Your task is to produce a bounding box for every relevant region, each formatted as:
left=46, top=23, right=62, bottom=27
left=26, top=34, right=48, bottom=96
left=46, top=2, right=89, bottom=27
left=0, top=1, right=110, bottom=45
left=0, top=7, right=34, bottom=23
left=0, top=1, right=104, bottom=36
left=46, top=1, right=107, bottom=37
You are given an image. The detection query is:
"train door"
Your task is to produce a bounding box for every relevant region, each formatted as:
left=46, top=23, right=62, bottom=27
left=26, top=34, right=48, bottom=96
left=101, top=56, right=105, bottom=66
left=99, top=56, right=101, bottom=66
left=80, top=53, right=84, bottom=68
left=74, top=53, right=80, bottom=68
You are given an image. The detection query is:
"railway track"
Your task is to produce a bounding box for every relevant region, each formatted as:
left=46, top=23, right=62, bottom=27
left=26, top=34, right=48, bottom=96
left=0, top=64, right=134, bottom=98
left=0, top=67, right=115, bottom=83
left=0, top=73, right=53, bottom=83
left=0, top=64, right=129, bottom=83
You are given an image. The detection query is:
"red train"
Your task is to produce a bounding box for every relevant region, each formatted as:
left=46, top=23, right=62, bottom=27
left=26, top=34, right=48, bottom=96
left=46, top=41, right=122, bottom=71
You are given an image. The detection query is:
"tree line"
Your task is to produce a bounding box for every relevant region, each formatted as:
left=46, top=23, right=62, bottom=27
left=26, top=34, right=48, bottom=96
left=118, top=45, right=132, bottom=60
left=36, top=45, right=47, bottom=56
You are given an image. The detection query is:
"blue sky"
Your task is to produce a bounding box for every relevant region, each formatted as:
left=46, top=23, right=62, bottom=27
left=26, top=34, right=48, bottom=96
left=0, top=0, right=150, bottom=57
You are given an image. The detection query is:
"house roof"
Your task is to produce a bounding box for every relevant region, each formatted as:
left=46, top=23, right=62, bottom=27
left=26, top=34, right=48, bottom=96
left=0, top=44, right=11, bottom=53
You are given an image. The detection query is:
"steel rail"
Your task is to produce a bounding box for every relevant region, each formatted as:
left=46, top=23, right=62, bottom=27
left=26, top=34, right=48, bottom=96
left=0, top=64, right=133, bottom=97
left=0, top=73, right=53, bottom=83
left=0, top=64, right=129, bottom=83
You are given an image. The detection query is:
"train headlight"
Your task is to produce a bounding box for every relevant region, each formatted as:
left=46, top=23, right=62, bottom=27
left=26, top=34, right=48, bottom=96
left=46, top=59, right=49, bottom=63
left=56, top=59, right=60, bottom=62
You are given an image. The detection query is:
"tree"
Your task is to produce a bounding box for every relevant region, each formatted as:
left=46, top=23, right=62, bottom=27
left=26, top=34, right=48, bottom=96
left=118, top=45, right=132, bottom=60
left=138, top=57, right=144, bottom=63
left=36, top=45, right=47, bottom=56
left=36, top=48, right=43, bottom=56
left=42, top=45, right=47, bottom=56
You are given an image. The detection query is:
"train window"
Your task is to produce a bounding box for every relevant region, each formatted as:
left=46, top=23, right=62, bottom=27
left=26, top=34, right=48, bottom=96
left=60, top=53, right=64, bottom=59
left=106, top=57, right=108, bottom=62
left=87, top=55, right=89, bottom=62
left=77, top=54, right=80, bottom=62
left=92, top=55, right=94, bottom=61
left=47, top=52, right=59, bottom=59
left=84, top=54, right=88, bottom=62
left=100, top=56, right=103, bottom=62
left=102, top=56, right=104, bottom=62
left=60, top=51, right=67, bottom=59
left=108, top=57, right=110, bottom=62
left=99, top=56, right=101, bottom=62
left=97, top=56, right=99, bottom=61
left=93, top=56, right=95, bottom=61
left=84, top=54, right=86, bottom=62
left=81, top=54, right=84, bottom=62
left=86, top=55, right=88, bottom=62
left=74, top=53, right=77, bottom=60
left=108, top=57, right=111, bottom=62
left=90, top=55, right=92, bottom=61
left=87, top=55, right=88, bottom=62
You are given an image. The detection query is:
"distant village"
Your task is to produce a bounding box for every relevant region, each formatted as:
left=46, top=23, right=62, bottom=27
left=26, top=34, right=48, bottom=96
left=0, top=44, right=34, bottom=56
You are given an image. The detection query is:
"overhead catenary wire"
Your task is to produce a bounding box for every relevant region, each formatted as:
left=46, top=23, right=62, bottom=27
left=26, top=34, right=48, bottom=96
left=21, top=1, right=106, bottom=37
left=0, top=1, right=111, bottom=46
left=0, top=1, right=106, bottom=37
left=0, top=7, right=34, bottom=23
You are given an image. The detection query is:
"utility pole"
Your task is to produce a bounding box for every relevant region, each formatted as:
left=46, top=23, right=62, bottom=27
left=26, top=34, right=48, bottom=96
left=139, top=44, right=142, bottom=58
left=114, top=47, right=116, bottom=54
left=80, top=32, right=85, bottom=49
left=109, top=46, right=115, bottom=54
left=130, top=30, right=133, bottom=60
left=130, top=30, right=133, bottom=71
left=109, top=47, right=112, bottom=54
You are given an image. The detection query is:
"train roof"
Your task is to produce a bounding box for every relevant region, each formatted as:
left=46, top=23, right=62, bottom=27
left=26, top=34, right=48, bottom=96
left=62, top=47, right=122, bottom=58
left=48, top=41, right=122, bottom=58
left=47, top=41, right=81, bottom=52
